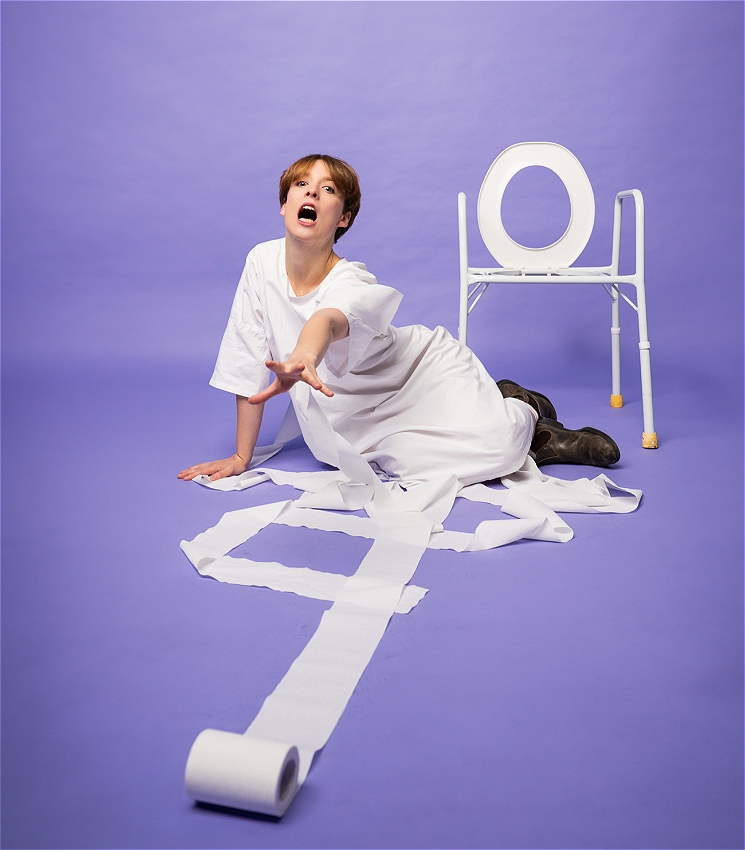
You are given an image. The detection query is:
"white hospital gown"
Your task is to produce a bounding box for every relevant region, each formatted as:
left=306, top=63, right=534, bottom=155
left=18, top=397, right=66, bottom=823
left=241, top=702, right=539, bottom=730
left=210, top=239, right=535, bottom=487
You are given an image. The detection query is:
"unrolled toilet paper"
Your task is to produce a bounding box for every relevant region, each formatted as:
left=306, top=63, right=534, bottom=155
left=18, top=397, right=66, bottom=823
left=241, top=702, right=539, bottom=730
left=182, top=392, right=641, bottom=817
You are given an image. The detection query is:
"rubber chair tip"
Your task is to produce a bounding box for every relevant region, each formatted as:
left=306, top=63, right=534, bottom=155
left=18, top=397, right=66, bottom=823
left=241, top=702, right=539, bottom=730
left=642, top=432, right=658, bottom=449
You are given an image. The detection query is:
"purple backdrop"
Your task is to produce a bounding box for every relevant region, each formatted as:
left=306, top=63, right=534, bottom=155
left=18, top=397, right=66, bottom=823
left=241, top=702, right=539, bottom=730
left=2, top=2, right=743, bottom=848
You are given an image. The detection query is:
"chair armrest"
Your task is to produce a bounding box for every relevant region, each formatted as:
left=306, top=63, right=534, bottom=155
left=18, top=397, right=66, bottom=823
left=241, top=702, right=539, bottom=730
left=611, top=189, right=645, bottom=278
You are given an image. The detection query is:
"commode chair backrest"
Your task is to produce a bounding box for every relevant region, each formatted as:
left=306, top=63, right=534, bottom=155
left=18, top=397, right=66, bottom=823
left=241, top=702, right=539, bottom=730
left=458, top=142, right=657, bottom=448
left=477, top=142, right=596, bottom=269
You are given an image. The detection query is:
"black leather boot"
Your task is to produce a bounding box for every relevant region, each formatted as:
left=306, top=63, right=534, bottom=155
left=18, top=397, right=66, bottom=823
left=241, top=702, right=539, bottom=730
left=531, top=418, right=620, bottom=467
left=497, top=379, right=557, bottom=421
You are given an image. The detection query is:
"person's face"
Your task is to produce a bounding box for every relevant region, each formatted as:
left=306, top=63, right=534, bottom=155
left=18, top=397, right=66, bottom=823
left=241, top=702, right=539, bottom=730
left=280, top=160, right=350, bottom=244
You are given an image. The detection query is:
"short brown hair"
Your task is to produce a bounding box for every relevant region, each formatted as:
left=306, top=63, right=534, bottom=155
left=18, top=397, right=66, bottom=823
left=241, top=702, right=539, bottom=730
left=279, top=154, right=361, bottom=243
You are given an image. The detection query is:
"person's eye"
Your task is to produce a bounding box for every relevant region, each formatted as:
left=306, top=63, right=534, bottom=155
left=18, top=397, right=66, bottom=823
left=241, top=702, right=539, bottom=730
left=297, top=180, right=307, bottom=187
left=323, top=185, right=335, bottom=194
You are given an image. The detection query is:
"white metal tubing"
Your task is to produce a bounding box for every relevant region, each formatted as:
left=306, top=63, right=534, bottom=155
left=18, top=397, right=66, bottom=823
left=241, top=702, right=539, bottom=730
left=611, top=194, right=624, bottom=274
left=612, top=191, right=645, bottom=275
left=612, top=189, right=654, bottom=436
left=639, top=351, right=655, bottom=434
left=468, top=280, right=488, bottom=303
left=468, top=266, right=612, bottom=275
left=458, top=192, right=469, bottom=344
left=468, top=283, right=490, bottom=315
left=617, top=289, right=639, bottom=312
left=636, top=279, right=655, bottom=435
left=467, top=274, right=636, bottom=286
left=624, top=190, right=655, bottom=438
left=611, top=287, right=621, bottom=398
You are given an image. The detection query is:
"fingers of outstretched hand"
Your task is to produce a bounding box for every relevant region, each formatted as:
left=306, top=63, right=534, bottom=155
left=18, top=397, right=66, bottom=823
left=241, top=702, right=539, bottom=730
left=248, top=360, right=334, bottom=404
left=315, top=378, right=334, bottom=397
left=276, top=360, right=334, bottom=397
left=249, top=378, right=285, bottom=405
left=177, top=457, right=244, bottom=481
left=303, top=371, right=334, bottom=397
left=267, top=359, right=304, bottom=379
left=177, top=462, right=216, bottom=481
left=249, top=361, right=304, bottom=404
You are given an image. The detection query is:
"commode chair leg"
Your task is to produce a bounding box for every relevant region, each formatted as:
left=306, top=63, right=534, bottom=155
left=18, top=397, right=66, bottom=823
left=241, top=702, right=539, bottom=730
left=610, top=286, right=623, bottom=408
left=458, top=192, right=469, bottom=345
left=636, top=278, right=658, bottom=448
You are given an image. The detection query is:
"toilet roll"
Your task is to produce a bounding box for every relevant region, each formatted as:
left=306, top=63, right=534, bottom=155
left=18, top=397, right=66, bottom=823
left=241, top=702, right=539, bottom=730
left=185, top=729, right=299, bottom=817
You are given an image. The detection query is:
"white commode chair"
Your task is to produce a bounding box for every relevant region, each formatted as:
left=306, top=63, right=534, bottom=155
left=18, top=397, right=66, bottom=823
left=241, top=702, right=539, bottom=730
left=459, top=142, right=657, bottom=448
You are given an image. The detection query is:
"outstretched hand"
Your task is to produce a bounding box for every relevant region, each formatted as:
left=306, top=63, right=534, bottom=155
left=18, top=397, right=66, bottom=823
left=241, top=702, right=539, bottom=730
left=177, top=453, right=248, bottom=482
left=248, top=359, right=334, bottom=405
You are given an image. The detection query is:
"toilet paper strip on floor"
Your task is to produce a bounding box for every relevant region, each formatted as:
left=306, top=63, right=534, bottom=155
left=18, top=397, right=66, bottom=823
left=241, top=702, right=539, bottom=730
left=182, top=391, right=641, bottom=816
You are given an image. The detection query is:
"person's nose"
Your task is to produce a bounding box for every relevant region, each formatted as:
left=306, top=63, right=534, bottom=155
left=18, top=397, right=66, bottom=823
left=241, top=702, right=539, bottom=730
left=305, top=187, right=318, bottom=199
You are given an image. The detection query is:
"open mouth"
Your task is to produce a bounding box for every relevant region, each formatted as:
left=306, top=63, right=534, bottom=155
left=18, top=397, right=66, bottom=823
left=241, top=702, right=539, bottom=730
left=298, top=205, right=317, bottom=222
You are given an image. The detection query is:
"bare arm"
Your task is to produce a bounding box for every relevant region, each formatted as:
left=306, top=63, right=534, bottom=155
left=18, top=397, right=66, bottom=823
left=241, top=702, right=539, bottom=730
left=249, top=308, right=350, bottom=405
left=179, top=308, right=347, bottom=479
left=178, top=396, right=264, bottom=481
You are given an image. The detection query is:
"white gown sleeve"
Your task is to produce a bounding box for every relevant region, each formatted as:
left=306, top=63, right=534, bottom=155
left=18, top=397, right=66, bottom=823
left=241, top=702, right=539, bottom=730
left=315, top=262, right=403, bottom=378
left=209, top=251, right=273, bottom=398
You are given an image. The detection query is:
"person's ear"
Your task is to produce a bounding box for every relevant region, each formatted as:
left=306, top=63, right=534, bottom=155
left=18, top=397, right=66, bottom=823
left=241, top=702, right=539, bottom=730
left=280, top=203, right=286, bottom=218
left=337, top=211, right=351, bottom=229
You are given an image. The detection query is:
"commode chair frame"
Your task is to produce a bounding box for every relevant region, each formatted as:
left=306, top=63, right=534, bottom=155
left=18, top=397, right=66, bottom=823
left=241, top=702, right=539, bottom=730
left=458, top=142, right=657, bottom=448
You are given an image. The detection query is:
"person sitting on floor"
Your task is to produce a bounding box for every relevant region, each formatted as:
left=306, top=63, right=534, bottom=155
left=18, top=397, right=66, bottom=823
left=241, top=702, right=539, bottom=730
left=178, top=154, right=619, bottom=486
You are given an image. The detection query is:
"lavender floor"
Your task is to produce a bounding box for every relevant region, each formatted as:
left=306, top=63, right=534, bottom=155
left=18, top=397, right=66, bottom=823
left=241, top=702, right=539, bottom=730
left=2, top=358, right=743, bottom=849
